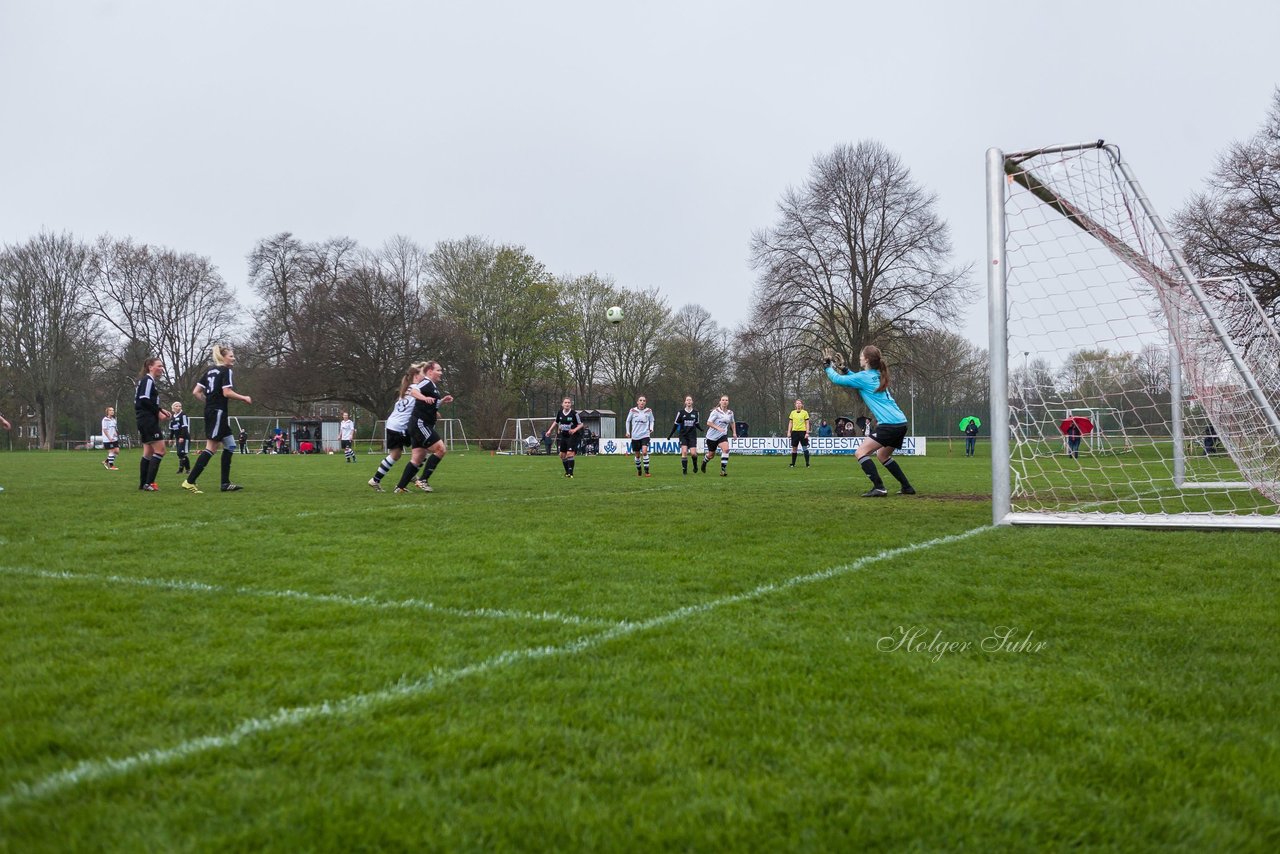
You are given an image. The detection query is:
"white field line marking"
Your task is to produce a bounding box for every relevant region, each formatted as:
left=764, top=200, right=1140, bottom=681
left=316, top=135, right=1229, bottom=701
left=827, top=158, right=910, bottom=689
left=0, top=525, right=990, bottom=810
left=0, top=566, right=620, bottom=630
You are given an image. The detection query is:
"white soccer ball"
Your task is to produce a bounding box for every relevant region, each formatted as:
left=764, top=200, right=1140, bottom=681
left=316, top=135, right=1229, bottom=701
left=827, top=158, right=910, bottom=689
left=606, top=306, right=624, bottom=325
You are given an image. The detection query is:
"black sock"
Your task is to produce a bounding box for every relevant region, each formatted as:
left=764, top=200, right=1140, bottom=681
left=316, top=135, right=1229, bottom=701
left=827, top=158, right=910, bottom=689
left=562, top=457, right=569, bottom=473
left=859, top=457, right=884, bottom=488
left=188, top=450, right=213, bottom=483
left=791, top=451, right=797, bottom=465
left=148, top=455, right=163, bottom=484
left=421, top=454, right=441, bottom=481
left=221, top=449, right=233, bottom=484
left=804, top=448, right=810, bottom=465
left=396, top=462, right=420, bottom=490
left=883, top=458, right=911, bottom=488
left=568, top=457, right=575, bottom=475
left=140, top=456, right=151, bottom=488
left=682, top=458, right=688, bottom=473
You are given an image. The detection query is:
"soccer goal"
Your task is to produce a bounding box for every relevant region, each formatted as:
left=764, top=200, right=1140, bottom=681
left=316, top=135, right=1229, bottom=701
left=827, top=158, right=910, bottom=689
left=370, top=418, right=471, bottom=451
left=987, top=141, right=1280, bottom=528
left=496, top=418, right=556, bottom=455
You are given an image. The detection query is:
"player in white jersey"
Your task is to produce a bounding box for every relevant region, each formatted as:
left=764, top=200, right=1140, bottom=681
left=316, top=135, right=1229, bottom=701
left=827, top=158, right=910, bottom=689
left=101, top=407, right=120, bottom=470
left=0, top=409, right=10, bottom=492
left=339, top=413, right=356, bottom=463
left=369, top=362, right=425, bottom=491
left=625, top=395, right=655, bottom=477
left=701, top=395, right=737, bottom=476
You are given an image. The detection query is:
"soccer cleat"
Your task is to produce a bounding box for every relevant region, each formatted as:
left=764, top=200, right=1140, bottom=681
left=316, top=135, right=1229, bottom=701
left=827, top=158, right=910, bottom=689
left=141, top=483, right=158, bottom=492
left=644, top=472, right=652, bottom=478
left=788, top=464, right=795, bottom=468
left=899, top=486, right=917, bottom=495
left=862, top=487, right=889, bottom=498
left=720, top=471, right=727, bottom=477
left=416, top=481, right=434, bottom=493
left=393, top=487, right=410, bottom=494
left=368, top=478, right=384, bottom=492
left=220, top=483, right=243, bottom=492
left=149, top=482, right=159, bottom=491
left=181, top=480, right=203, bottom=495
left=103, top=460, right=110, bottom=469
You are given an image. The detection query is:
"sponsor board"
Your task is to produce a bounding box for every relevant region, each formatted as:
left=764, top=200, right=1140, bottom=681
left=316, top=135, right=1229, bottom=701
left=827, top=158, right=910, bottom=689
left=595, top=437, right=926, bottom=456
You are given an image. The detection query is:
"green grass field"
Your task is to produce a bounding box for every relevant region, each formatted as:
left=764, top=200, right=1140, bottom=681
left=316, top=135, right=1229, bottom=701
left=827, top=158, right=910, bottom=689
left=1, top=448, right=1277, bottom=851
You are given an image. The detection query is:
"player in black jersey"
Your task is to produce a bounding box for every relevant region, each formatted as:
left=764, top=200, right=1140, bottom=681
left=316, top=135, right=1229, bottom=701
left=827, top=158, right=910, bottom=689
left=667, top=395, right=702, bottom=475
left=182, top=344, right=253, bottom=494
left=393, top=360, right=453, bottom=493
left=169, top=401, right=191, bottom=474
left=134, top=357, right=171, bottom=491
left=544, top=397, right=584, bottom=477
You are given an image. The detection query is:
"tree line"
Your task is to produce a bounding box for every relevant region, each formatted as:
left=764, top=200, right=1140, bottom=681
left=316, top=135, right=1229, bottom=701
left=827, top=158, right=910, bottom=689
left=5, top=96, right=1276, bottom=448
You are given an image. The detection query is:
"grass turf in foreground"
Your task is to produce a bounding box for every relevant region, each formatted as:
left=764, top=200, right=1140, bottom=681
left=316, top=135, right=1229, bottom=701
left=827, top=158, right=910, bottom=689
left=0, top=450, right=1277, bottom=851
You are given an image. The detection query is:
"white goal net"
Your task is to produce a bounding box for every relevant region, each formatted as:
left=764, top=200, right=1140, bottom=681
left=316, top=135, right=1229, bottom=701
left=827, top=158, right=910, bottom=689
left=987, top=141, right=1280, bottom=528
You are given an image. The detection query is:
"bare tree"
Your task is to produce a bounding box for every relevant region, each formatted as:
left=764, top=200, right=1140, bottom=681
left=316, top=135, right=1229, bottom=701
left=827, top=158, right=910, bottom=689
left=602, top=287, right=670, bottom=411
left=750, top=141, right=971, bottom=362
left=0, top=232, right=102, bottom=448
left=89, top=235, right=240, bottom=394
left=653, top=303, right=729, bottom=415
left=556, top=272, right=617, bottom=405
left=245, top=234, right=470, bottom=417
left=247, top=232, right=325, bottom=370
left=426, top=237, right=560, bottom=432
left=732, top=303, right=813, bottom=433
left=1174, top=89, right=1280, bottom=318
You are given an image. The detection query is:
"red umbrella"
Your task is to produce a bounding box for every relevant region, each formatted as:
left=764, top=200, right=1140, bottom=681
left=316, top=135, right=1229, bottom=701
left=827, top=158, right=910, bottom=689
left=1060, top=416, right=1094, bottom=435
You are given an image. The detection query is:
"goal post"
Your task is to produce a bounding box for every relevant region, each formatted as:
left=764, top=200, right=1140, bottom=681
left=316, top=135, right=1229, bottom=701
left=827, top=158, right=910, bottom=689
left=987, top=141, right=1280, bottom=529
left=369, top=418, right=471, bottom=452
left=496, top=418, right=557, bottom=455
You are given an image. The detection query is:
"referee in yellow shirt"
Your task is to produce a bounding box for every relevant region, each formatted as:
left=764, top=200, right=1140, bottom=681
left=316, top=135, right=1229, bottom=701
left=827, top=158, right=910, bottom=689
left=788, top=398, right=811, bottom=468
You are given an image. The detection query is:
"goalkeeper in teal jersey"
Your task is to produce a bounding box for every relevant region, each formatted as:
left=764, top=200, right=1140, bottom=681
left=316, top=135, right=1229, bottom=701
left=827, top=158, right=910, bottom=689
left=823, top=345, right=917, bottom=497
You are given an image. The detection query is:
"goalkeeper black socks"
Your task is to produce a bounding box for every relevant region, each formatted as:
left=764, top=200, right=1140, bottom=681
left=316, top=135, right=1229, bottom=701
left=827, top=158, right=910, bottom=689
left=859, top=457, right=885, bottom=489
left=221, top=449, right=233, bottom=484
left=147, top=454, right=162, bottom=485
left=883, top=458, right=911, bottom=489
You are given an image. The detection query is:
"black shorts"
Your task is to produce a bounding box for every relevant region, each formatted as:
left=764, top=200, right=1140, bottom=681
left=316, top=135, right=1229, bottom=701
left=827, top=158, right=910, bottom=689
left=678, top=432, right=698, bottom=449
left=340, top=439, right=353, bottom=451
left=790, top=430, right=809, bottom=448
left=630, top=437, right=650, bottom=454
left=410, top=419, right=441, bottom=450
left=103, top=441, right=119, bottom=450
left=706, top=433, right=729, bottom=450
left=869, top=422, right=908, bottom=451
left=385, top=429, right=409, bottom=451
left=205, top=408, right=233, bottom=441
left=138, top=415, right=164, bottom=444
left=558, top=433, right=580, bottom=454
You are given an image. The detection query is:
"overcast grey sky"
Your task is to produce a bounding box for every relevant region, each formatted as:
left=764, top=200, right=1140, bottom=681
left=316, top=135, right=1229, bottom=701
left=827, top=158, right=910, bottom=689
left=3, top=0, right=1277, bottom=346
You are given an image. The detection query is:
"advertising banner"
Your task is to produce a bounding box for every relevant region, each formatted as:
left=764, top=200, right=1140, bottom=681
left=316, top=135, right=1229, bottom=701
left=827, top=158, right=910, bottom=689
left=594, top=436, right=926, bottom=456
